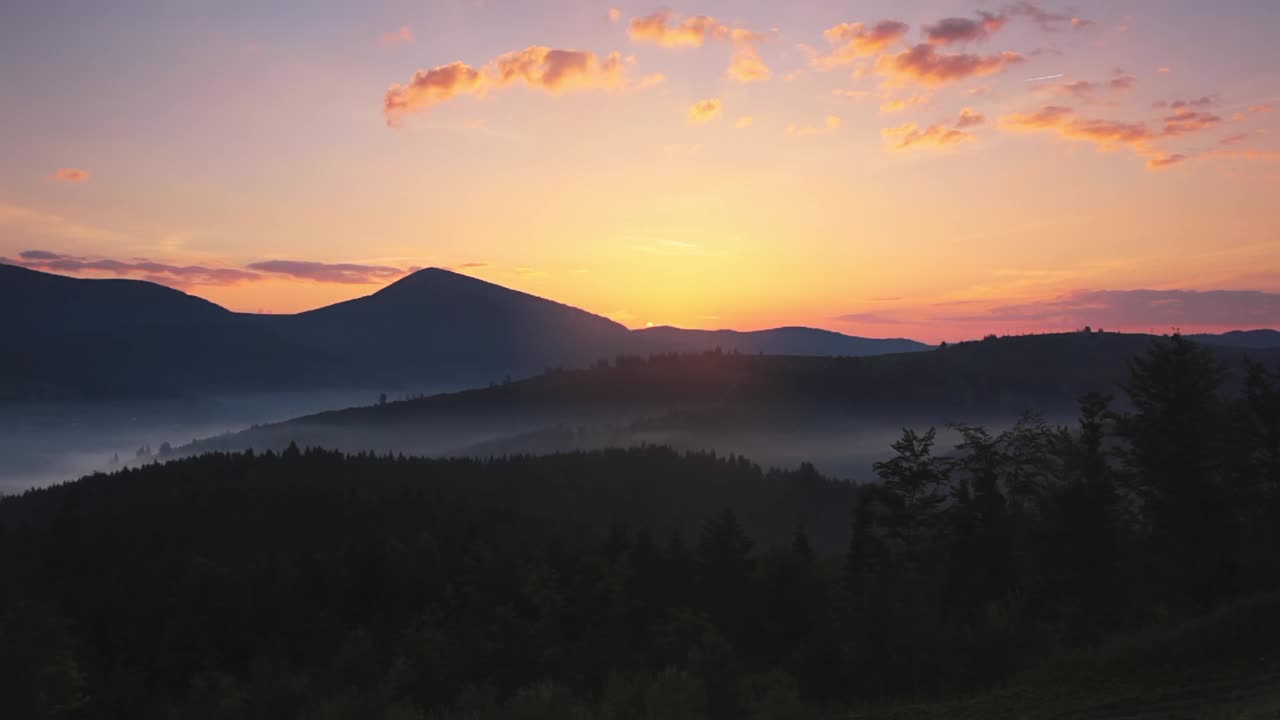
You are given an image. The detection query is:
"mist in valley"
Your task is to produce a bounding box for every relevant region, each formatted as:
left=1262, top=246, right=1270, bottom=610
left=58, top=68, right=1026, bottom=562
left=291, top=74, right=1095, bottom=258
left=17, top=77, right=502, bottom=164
left=0, top=385, right=467, bottom=493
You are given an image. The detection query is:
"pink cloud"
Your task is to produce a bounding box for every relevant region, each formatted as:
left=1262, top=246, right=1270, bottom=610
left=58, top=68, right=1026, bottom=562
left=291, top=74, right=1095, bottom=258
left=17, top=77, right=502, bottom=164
left=11, top=251, right=259, bottom=287
left=7, top=251, right=413, bottom=288
left=924, top=13, right=1006, bottom=47
left=1007, top=1, right=1096, bottom=32
left=379, top=26, right=414, bottom=46
left=52, top=168, right=90, bottom=183
left=876, top=44, right=1025, bottom=87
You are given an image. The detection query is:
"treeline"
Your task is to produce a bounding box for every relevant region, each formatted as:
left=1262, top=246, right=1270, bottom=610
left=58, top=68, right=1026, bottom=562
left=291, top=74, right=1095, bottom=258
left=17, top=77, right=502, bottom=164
left=4, top=334, right=1280, bottom=718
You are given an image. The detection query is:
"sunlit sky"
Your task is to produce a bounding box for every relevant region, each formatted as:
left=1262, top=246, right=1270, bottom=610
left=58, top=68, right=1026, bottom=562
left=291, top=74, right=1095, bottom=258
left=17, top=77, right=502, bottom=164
left=2, top=0, right=1278, bottom=342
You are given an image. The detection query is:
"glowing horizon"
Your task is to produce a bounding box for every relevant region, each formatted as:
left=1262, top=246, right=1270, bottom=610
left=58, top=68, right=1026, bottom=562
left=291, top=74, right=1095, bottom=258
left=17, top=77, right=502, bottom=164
left=2, top=1, right=1278, bottom=344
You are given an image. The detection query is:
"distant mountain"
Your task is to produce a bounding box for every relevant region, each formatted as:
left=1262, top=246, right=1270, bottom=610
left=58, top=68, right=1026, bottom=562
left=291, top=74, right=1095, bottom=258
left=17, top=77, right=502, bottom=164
left=1192, top=330, right=1280, bottom=350
left=0, top=264, right=312, bottom=401
left=634, top=325, right=929, bottom=356
left=249, top=267, right=634, bottom=387
left=0, top=264, right=930, bottom=402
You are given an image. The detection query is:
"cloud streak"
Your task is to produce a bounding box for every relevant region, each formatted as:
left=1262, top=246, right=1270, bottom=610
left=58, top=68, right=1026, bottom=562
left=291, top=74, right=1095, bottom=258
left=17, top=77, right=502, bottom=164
left=246, top=260, right=408, bottom=284
left=9, top=251, right=260, bottom=287
left=979, top=289, right=1280, bottom=328
left=7, top=251, right=413, bottom=288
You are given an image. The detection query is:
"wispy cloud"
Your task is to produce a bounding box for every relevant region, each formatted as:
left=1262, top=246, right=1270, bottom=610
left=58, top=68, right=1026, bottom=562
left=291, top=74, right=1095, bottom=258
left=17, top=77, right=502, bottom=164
left=884, top=108, right=984, bottom=150
left=6, top=251, right=414, bottom=288
left=787, top=115, right=841, bottom=137
left=246, top=260, right=407, bottom=284
left=999, top=105, right=1198, bottom=170
left=9, top=250, right=260, bottom=287
left=379, top=26, right=414, bottom=47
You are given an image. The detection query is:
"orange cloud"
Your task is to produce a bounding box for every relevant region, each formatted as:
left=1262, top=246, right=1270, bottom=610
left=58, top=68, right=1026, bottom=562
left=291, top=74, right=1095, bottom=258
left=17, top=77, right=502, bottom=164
left=955, top=107, right=985, bottom=128
left=875, top=44, right=1024, bottom=87
left=628, top=10, right=772, bottom=82
left=52, top=168, right=90, bottom=183
left=924, top=13, right=1006, bottom=46
left=1145, top=154, right=1187, bottom=170
left=379, top=26, right=414, bottom=46
left=883, top=122, right=974, bottom=150
left=628, top=10, right=730, bottom=47
left=627, top=10, right=769, bottom=47
left=812, top=20, right=910, bottom=69
left=1220, top=133, right=1249, bottom=145
left=384, top=62, right=487, bottom=123
left=385, top=47, right=636, bottom=124
left=1000, top=105, right=1206, bottom=171
left=688, top=98, right=723, bottom=124
left=1251, top=103, right=1275, bottom=114
left=1002, top=105, right=1152, bottom=146
left=727, top=45, right=771, bottom=83
left=787, top=115, right=842, bottom=137
left=882, top=106, right=986, bottom=151
left=489, top=46, right=629, bottom=92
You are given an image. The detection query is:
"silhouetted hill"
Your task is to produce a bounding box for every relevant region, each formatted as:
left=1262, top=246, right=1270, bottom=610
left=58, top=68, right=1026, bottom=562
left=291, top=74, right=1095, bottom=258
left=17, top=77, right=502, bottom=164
left=0, top=264, right=313, bottom=401
left=189, top=330, right=1280, bottom=470
left=250, top=268, right=633, bottom=385
left=0, top=264, right=937, bottom=402
left=0, top=262, right=230, bottom=333
left=1192, top=329, right=1280, bottom=349
left=634, top=325, right=929, bottom=356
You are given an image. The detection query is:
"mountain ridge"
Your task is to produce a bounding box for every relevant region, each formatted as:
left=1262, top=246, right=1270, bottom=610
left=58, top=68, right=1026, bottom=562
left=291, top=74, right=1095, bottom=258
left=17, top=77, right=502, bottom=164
left=0, top=264, right=932, bottom=401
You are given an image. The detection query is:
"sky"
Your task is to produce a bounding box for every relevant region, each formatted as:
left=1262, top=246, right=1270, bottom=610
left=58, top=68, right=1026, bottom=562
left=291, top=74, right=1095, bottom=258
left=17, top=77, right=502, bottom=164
left=1, top=0, right=1278, bottom=343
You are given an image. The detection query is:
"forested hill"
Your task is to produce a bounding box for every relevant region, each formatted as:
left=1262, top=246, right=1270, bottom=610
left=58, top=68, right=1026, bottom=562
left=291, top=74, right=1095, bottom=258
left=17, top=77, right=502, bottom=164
left=191, top=330, right=1280, bottom=457
left=8, top=335, right=1280, bottom=717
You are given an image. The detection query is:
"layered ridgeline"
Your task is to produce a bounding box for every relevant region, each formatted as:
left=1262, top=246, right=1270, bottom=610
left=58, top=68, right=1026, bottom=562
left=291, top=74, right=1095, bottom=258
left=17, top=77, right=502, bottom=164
left=8, top=335, right=1280, bottom=717
left=187, top=331, right=1280, bottom=476
left=0, top=264, right=929, bottom=402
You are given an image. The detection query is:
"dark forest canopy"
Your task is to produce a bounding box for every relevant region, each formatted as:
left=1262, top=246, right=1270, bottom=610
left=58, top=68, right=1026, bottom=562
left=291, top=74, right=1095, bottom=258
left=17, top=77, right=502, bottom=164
left=7, top=334, right=1280, bottom=718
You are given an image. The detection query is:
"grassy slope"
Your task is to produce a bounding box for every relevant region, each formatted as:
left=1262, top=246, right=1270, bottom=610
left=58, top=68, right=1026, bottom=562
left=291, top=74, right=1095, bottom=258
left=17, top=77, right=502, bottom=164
left=855, top=593, right=1280, bottom=720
